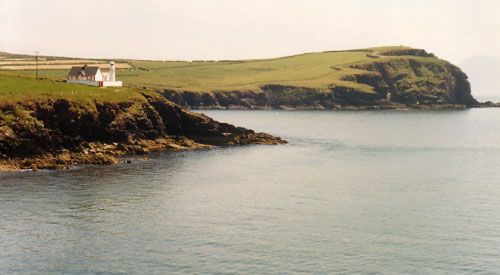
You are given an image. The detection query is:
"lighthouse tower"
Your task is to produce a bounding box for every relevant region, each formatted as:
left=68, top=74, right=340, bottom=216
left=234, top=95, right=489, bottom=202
left=101, top=60, right=122, bottom=86
left=109, top=61, right=116, bottom=81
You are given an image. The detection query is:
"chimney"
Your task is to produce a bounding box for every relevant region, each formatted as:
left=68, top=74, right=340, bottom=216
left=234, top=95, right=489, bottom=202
left=80, top=65, right=87, bottom=77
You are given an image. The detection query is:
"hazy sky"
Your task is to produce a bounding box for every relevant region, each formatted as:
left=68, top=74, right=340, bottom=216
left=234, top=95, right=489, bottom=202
left=1, top=0, right=499, bottom=64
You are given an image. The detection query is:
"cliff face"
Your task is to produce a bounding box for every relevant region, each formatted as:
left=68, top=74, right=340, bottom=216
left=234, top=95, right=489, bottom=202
left=162, top=86, right=339, bottom=110
left=162, top=50, right=476, bottom=109
left=348, top=58, right=476, bottom=106
left=0, top=93, right=285, bottom=171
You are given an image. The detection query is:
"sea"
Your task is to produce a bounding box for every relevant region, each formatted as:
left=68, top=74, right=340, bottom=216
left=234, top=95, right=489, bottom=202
left=1, top=108, right=500, bottom=274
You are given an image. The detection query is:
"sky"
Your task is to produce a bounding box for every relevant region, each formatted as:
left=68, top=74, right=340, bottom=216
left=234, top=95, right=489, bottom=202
left=1, top=0, right=499, bottom=65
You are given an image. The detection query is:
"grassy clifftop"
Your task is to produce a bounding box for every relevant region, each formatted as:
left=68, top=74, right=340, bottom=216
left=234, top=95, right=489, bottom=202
left=142, top=46, right=474, bottom=109
left=1, top=46, right=477, bottom=109
left=120, top=46, right=428, bottom=93
left=0, top=71, right=143, bottom=103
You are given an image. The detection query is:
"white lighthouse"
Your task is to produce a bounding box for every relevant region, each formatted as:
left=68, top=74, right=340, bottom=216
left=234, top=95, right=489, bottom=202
left=109, top=61, right=116, bottom=81
left=102, top=61, right=122, bottom=86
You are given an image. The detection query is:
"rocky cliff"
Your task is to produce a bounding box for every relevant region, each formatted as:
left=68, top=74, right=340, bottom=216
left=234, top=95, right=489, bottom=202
left=0, top=93, right=285, bottom=171
left=162, top=49, right=477, bottom=110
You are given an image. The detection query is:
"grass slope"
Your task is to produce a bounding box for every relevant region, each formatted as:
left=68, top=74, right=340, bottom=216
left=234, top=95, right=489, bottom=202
left=0, top=71, right=155, bottom=127
left=2, top=46, right=429, bottom=95
left=0, top=71, right=146, bottom=104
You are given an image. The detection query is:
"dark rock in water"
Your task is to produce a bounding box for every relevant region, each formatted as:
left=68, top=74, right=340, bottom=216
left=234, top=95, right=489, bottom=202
left=474, top=101, right=500, bottom=108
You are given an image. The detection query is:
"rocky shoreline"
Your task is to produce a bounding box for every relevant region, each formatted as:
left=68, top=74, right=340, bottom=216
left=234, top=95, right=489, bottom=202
left=0, top=135, right=283, bottom=172
left=0, top=93, right=286, bottom=172
left=175, top=102, right=499, bottom=111
left=2, top=94, right=495, bottom=172
left=161, top=87, right=497, bottom=111
left=160, top=87, right=481, bottom=111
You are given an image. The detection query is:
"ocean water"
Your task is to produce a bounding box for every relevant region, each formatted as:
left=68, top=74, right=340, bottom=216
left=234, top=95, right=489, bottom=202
left=1, top=109, right=500, bottom=274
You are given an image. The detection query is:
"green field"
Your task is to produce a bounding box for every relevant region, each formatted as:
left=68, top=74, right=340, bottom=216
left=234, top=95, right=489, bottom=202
left=1, top=46, right=430, bottom=95
left=0, top=71, right=146, bottom=104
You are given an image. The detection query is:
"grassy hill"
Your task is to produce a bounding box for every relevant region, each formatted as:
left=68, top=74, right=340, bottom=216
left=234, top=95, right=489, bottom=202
left=0, top=46, right=476, bottom=109
left=1, top=46, right=413, bottom=92
left=0, top=71, right=143, bottom=104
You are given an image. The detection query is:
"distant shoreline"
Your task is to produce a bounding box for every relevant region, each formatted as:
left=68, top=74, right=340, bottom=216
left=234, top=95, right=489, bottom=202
left=182, top=102, right=500, bottom=111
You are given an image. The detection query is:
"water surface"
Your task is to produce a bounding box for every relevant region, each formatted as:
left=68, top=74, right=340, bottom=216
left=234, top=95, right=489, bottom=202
left=1, top=109, right=500, bottom=274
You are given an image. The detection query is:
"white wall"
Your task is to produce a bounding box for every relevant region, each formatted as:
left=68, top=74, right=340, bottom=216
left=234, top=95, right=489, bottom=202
left=66, top=79, right=100, bottom=87
left=95, top=68, right=103, bottom=81
left=102, top=81, right=122, bottom=87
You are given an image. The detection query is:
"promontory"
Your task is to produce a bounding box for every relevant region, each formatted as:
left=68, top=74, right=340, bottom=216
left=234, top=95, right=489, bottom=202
left=0, top=73, right=286, bottom=171
left=119, top=46, right=478, bottom=110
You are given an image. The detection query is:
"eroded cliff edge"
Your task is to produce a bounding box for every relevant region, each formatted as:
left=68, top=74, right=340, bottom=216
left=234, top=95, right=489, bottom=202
left=162, top=49, right=478, bottom=110
left=0, top=93, right=286, bottom=171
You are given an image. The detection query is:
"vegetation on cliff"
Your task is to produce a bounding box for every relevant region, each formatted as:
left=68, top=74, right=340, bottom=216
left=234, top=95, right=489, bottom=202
left=0, top=73, right=285, bottom=171
left=155, top=47, right=477, bottom=109
left=2, top=46, right=478, bottom=109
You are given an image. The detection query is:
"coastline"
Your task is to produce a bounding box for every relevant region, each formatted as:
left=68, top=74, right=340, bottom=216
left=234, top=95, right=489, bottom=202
left=0, top=94, right=286, bottom=173
left=178, top=102, right=500, bottom=111
left=0, top=47, right=490, bottom=172
left=0, top=135, right=284, bottom=172
left=0, top=130, right=286, bottom=173
left=3, top=98, right=495, bottom=173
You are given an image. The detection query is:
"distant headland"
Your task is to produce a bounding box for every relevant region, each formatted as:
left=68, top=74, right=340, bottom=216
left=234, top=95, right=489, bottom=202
left=2, top=46, right=496, bottom=110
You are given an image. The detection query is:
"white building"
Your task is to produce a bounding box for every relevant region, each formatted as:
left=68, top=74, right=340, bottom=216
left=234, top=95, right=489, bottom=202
left=67, top=61, right=122, bottom=87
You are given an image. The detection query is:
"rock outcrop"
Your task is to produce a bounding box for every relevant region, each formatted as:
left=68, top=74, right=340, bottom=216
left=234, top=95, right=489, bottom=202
left=0, top=93, right=286, bottom=171
left=347, top=58, right=477, bottom=106
left=162, top=50, right=478, bottom=110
